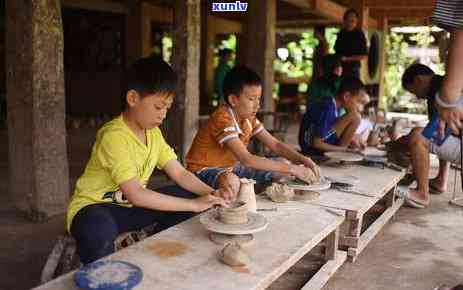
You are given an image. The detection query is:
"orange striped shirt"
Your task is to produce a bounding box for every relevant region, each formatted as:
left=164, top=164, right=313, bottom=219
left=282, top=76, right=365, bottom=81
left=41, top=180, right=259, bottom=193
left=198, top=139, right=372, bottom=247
left=186, top=105, right=264, bottom=172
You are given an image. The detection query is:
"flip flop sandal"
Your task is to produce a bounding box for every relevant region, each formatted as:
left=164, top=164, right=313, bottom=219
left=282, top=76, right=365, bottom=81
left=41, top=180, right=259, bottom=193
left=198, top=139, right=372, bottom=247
left=396, top=186, right=426, bottom=209
left=429, top=179, right=445, bottom=195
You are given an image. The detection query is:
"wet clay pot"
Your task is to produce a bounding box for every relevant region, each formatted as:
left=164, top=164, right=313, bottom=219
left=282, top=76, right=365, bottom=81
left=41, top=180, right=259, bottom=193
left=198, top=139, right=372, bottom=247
left=218, top=201, right=248, bottom=224
left=237, top=178, right=257, bottom=212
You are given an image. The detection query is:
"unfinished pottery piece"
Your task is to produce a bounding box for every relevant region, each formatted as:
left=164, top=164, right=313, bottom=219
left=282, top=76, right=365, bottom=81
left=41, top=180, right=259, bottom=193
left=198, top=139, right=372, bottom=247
left=199, top=210, right=268, bottom=235
left=293, top=190, right=320, bottom=201
left=324, top=151, right=364, bottom=162
left=265, top=183, right=294, bottom=203
left=237, top=178, right=257, bottom=212
left=218, top=202, right=248, bottom=225
left=219, top=243, right=251, bottom=267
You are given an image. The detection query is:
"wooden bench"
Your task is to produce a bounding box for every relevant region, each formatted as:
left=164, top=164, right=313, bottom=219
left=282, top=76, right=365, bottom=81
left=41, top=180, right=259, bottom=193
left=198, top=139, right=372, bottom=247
left=305, top=164, right=406, bottom=262
left=34, top=199, right=345, bottom=290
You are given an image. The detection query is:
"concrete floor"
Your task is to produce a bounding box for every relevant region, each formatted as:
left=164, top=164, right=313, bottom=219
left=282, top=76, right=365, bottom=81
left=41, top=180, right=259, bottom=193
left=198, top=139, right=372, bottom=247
left=1, top=123, right=463, bottom=290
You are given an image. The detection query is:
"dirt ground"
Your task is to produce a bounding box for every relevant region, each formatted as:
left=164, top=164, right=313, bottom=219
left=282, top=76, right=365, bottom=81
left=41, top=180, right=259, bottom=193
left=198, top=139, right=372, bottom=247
left=1, top=124, right=463, bottom=290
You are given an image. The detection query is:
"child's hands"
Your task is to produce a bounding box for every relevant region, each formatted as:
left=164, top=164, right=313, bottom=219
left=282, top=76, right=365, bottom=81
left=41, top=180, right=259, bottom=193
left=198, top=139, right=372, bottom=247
left=290, top=164, right=318, bottom=184
left=301, top=157, right=321, bottom=179
left=212, top=188, right=237, bottom=202
left=191, top=194, right=228, bottom=213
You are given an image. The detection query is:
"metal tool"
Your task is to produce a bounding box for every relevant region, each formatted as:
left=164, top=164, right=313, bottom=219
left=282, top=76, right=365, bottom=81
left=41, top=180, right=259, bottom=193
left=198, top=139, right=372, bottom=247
left=257, top=208, right=278, bottom=212
left=331, top=182, right=377, bottom=198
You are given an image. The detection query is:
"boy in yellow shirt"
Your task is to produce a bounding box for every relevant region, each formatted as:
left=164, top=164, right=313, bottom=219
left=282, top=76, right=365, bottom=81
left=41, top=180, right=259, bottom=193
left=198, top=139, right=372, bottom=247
left=67, top=56, right=227, bottom=264
left=186, top=66, right=320, bottom=196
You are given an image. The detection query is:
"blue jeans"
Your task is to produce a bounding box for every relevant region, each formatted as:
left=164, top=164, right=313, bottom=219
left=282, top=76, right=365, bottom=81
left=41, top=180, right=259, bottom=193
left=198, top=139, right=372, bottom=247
left=70, top=185, right=197, bottom=264
left=195, top=163, right=275, bottom=188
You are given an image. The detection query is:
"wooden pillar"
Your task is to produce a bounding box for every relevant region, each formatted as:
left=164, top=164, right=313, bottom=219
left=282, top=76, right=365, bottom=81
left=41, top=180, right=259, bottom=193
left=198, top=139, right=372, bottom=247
left=243, top=0, right=276, bottom=114
left=5, top=0, right=69, bottom=221
left=170, top=0, right=201, bottom=161
left=125, top=0, right=143, bottom=67
left=377, top=13, right=389, bottom=110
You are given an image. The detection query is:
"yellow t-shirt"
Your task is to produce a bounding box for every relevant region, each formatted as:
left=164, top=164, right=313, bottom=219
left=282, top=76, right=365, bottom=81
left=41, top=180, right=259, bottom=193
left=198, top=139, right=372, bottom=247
left=66, top=115, right=177, bottom=232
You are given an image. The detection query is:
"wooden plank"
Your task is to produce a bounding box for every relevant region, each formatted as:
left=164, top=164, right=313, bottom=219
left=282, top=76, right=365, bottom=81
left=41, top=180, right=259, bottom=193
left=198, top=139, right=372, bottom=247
left=6, top=0, right=70, bottom=220
left=365, top=0, right=435, bottom=9
left=301, top=251, right=347, bottom=290
left=370, top=8, right=433, bottom=20
left=340, top=236, right=359, bottom=248
left=325, top=228, right=339, bottom=261
left=313, top=0, right=346, bottom=22
left=35, top=201, right=344, bottom=290
left=61, top=0, right=128, bottom=14
left=347, top=198, right=404, bottom=262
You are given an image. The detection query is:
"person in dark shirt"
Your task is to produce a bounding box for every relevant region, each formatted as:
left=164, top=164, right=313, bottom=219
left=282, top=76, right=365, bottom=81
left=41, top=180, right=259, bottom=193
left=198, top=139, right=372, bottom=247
left=334, top=9, right=368, bottom=79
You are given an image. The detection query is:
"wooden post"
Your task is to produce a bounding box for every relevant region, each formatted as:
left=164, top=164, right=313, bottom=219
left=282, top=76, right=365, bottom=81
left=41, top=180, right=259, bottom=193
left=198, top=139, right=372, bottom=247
left=377, top=13, right=389, bottom=110
left=125, top=0, right=143, bottom=67
left=243, top=0, right=276, bottom=115
left=5, top=0, right=69, bottom=221
left=170, top=0, right=201, bottom=161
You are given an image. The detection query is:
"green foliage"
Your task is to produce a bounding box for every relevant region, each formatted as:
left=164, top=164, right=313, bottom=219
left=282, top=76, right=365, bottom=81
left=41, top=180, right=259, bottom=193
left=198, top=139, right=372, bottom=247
left=384, top=27, right=443, bottom=113
left=274, top=28, right=339, bottom=81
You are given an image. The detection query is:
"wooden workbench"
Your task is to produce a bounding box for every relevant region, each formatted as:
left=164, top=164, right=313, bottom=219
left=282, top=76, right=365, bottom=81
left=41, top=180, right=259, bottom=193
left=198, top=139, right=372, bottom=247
left=304, top=164, right=406, bottom=262
left=35, top=199, right=346, bottom=290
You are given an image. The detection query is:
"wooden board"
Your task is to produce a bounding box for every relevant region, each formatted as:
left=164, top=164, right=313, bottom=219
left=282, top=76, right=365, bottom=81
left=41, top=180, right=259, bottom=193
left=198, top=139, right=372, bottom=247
left=347, top=197, right=404, bottom=262
left=35, top=200, right=344, bottom=290
left=303, top=165, right=405, bottom=217
left=300, top=251, right=347, bottom=290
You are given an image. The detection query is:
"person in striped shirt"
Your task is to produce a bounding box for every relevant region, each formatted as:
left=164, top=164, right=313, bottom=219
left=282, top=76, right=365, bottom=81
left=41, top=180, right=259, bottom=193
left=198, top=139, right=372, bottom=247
left=431, top=0, right=463, bottom=136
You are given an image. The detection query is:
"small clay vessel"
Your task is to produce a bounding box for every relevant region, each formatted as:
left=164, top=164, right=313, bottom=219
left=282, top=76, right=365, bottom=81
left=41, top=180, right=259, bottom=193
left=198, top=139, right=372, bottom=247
left=218, top=201, right=248, bottom=224
left=266, top=183, right=294, bottom=203
left=219, top=243, right=251, bottom=267
left=237, top=178, right=257, bottom=212
left=367, top=129, right=380, bottom=147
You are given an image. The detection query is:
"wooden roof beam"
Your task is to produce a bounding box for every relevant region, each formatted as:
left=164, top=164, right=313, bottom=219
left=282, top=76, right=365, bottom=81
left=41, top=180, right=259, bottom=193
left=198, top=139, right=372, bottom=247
left=281, top=0, right=345, bottom=21
left=61, top=0, right=128, bottom=14
left=370, top=8, right=433, bottom=20
left=364, top=0, right=435, bottom=9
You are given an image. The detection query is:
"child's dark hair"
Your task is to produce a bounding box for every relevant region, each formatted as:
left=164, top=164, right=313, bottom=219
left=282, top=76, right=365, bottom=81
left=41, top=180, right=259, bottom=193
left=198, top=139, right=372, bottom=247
left=344, top=8, right=359, bottom=20
left=401, top=63, right=434, bottom=90
left=222, top=66, right=262, bottom=105
left=338, top=76, right=365, bottom=96
left=124, top=56, right=177, bottom=107
left=218, top=48, right=233, bottom=59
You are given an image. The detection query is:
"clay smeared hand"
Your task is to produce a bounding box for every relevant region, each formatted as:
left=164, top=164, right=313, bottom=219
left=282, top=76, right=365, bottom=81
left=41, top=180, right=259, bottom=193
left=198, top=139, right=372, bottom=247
left=290, top=165, right=317, bottom=184
left=301, top=157, right=321, bottom=180
left=191, top=194, right=228, bottom=212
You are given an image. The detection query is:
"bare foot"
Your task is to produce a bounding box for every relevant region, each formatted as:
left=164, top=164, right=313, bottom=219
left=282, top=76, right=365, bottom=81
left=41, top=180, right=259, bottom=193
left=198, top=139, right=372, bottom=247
left=408, top=188, right=430, bottom=206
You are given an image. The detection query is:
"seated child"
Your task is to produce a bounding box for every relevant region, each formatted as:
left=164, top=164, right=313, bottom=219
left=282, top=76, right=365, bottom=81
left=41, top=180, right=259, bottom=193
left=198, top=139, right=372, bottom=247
left=186, top=66, right=320, bottom=195
left=398, top=63, right=452, bottom=208
left=299, top=76, right=370, bottom=155
left=67, top=56, right=227, bottom=264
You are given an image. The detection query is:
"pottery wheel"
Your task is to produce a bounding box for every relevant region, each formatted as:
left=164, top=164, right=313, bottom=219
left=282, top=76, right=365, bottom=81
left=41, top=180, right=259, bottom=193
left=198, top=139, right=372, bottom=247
left=293, top=190, right=320, bottom=201
left=200, top=210, right=268, bottom=235
left=324, top=151, right=364, bottom=162
left=363, top=147, right=387, bottom=157
left=286, top=179, right=331, bottom=191
left=209, top=233, right=254, bottom=246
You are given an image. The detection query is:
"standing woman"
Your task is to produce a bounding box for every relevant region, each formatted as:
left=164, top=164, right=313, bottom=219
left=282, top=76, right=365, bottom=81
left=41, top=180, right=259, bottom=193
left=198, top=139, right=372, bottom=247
left=334, top=9, right=368, bottom=79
